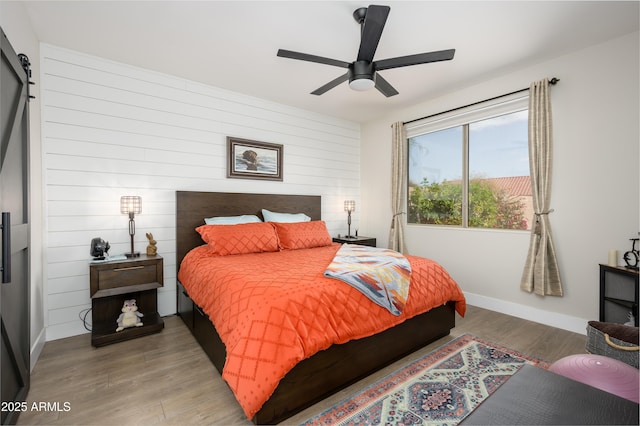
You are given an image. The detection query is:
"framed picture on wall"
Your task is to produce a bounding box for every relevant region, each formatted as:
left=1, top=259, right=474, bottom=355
left=226, top=137, right=283, bottom=181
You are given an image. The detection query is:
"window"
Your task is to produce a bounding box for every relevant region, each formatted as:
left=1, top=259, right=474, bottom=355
left=407, top=94, right=532, bottom=230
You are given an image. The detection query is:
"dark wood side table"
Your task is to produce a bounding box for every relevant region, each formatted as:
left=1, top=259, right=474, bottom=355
left=599, top=264, right=639, bottom=326
left=333, top=236, right=376, bottom=247
left=90, top=254, right=164, bottom=346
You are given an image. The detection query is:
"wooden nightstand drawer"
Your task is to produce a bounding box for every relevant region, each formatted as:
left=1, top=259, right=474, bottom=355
left=90, top=256, right=163, bottom=298
left=96, top=263, right=157, bottom=290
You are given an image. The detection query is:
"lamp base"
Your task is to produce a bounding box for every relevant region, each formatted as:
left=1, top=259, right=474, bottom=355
left=125, top=252, right=140, bottom=258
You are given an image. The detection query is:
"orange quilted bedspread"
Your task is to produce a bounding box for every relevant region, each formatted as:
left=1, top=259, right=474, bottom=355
left=178, top=244, right=466, bottom=419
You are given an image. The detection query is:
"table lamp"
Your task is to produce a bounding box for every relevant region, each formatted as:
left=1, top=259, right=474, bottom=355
left=344, top=200, right=355, bottom=238
left=121, top=196, right=142, bottom=258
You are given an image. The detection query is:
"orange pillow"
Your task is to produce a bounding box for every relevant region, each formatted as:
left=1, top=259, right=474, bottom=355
left=272, top=221, right=332, bottom=250
left=196, top=222, right=279, bottom=256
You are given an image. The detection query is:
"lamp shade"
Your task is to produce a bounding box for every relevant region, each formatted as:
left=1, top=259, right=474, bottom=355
left=120, top=196, right=142, bottom=215
left=344, top=200, right=355, bottom=213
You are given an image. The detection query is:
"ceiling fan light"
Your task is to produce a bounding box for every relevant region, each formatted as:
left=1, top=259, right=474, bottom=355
left=349, top=77, right=375, bottom=91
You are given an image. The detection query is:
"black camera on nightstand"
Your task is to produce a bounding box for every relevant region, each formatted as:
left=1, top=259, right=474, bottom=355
left=90, top=237, right=110, bottom=260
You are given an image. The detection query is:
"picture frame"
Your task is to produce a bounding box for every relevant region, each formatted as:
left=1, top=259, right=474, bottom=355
left=226, top=137, right=283, bottom=181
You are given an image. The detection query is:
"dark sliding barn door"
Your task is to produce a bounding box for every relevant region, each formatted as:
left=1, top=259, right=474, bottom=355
left=0, top=27, right=31, bottom=425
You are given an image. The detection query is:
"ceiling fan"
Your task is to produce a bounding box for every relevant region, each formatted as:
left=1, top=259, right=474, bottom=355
left=277, top=4, right=455, bottom=97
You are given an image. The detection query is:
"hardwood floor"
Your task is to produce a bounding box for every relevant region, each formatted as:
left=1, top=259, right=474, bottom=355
left=18, top=305, right=586, bottom=425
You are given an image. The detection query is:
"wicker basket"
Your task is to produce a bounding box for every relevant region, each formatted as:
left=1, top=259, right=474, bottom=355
left=586, top=321, right=639, bottom=369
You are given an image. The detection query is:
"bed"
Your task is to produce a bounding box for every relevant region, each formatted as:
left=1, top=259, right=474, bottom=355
left=175, top=191, right=466, bottom=424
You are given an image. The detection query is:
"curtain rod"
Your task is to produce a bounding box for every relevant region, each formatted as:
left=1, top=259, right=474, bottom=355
left=403, top=77, right=560, bottom=126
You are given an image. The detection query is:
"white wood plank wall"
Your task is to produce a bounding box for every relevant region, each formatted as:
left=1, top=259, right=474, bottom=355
left=41, top=44, right=361, bottom=341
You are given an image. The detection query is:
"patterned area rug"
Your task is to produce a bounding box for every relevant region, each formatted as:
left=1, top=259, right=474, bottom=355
left=301, top=334, right=549, bottom=426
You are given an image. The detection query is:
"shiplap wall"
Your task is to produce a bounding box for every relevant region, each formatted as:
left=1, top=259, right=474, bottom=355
left=41, top=44, right=361, bottom=340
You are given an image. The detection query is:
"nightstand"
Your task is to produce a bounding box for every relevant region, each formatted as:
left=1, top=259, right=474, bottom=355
left=599, top=264, right=639, bottom=326
left=90, top=254, right=164, bottom=346
left=333, top=236, right=376, bottom=247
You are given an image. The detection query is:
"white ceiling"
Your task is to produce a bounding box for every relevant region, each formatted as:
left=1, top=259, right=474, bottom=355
left=22, top=1, right=640, bottom=123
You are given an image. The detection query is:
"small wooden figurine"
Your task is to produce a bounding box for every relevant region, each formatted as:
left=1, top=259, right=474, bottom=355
left=146, top=233, right=157, bottom=256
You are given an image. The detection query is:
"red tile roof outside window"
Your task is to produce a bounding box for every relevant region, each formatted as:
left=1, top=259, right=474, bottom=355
left=481, top=176, right=531, bottom=197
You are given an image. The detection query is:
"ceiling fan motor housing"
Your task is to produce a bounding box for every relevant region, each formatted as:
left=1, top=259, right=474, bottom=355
left=349, top=61, right=375, bottom=91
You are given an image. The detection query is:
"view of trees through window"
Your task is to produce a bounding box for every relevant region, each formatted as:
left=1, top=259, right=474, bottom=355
left=408, top=110, right=532, bottom=230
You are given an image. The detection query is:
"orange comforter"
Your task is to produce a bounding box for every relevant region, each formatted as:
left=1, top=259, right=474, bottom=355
left=178, top=243, right=466, bottom=419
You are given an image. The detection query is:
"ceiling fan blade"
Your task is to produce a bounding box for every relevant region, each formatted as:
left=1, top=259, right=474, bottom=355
left=375, top=49, right=456, bottom=71
left=277, top=49, right=350, bottom=68
left=374, top=73, right=399, bottom=97
left=311, top=72, right=349, bottom=95
left=356, top=5, right=390, bottom=62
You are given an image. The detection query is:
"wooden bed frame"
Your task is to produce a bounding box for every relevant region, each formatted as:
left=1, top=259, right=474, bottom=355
left=175, top=190, right=456, bottom=424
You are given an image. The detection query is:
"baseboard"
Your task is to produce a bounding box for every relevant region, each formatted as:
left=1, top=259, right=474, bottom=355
left=30, top=327, right=46, bottom=372
left=464, top=292, right=589, bottom=336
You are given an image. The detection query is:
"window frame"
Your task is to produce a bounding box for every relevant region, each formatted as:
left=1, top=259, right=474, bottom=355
left=406, top=93, right=530, bottom=230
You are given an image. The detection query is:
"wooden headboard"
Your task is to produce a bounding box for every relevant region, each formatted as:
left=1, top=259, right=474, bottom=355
left=175, top=191, right=321, bottom=270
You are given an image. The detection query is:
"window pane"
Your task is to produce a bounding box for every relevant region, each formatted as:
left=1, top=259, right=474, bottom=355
left=408, top=127, right=463, bottom=225
left=468, top=110, right=531, bottom=230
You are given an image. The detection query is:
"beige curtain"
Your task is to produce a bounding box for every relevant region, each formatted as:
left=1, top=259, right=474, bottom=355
left=520, top=79, right=563, bottom=296
left=389, top=122, right=408, bottom=254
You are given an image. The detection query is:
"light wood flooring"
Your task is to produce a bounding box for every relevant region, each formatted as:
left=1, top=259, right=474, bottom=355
left=18, top=305, right=586, bottom=425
